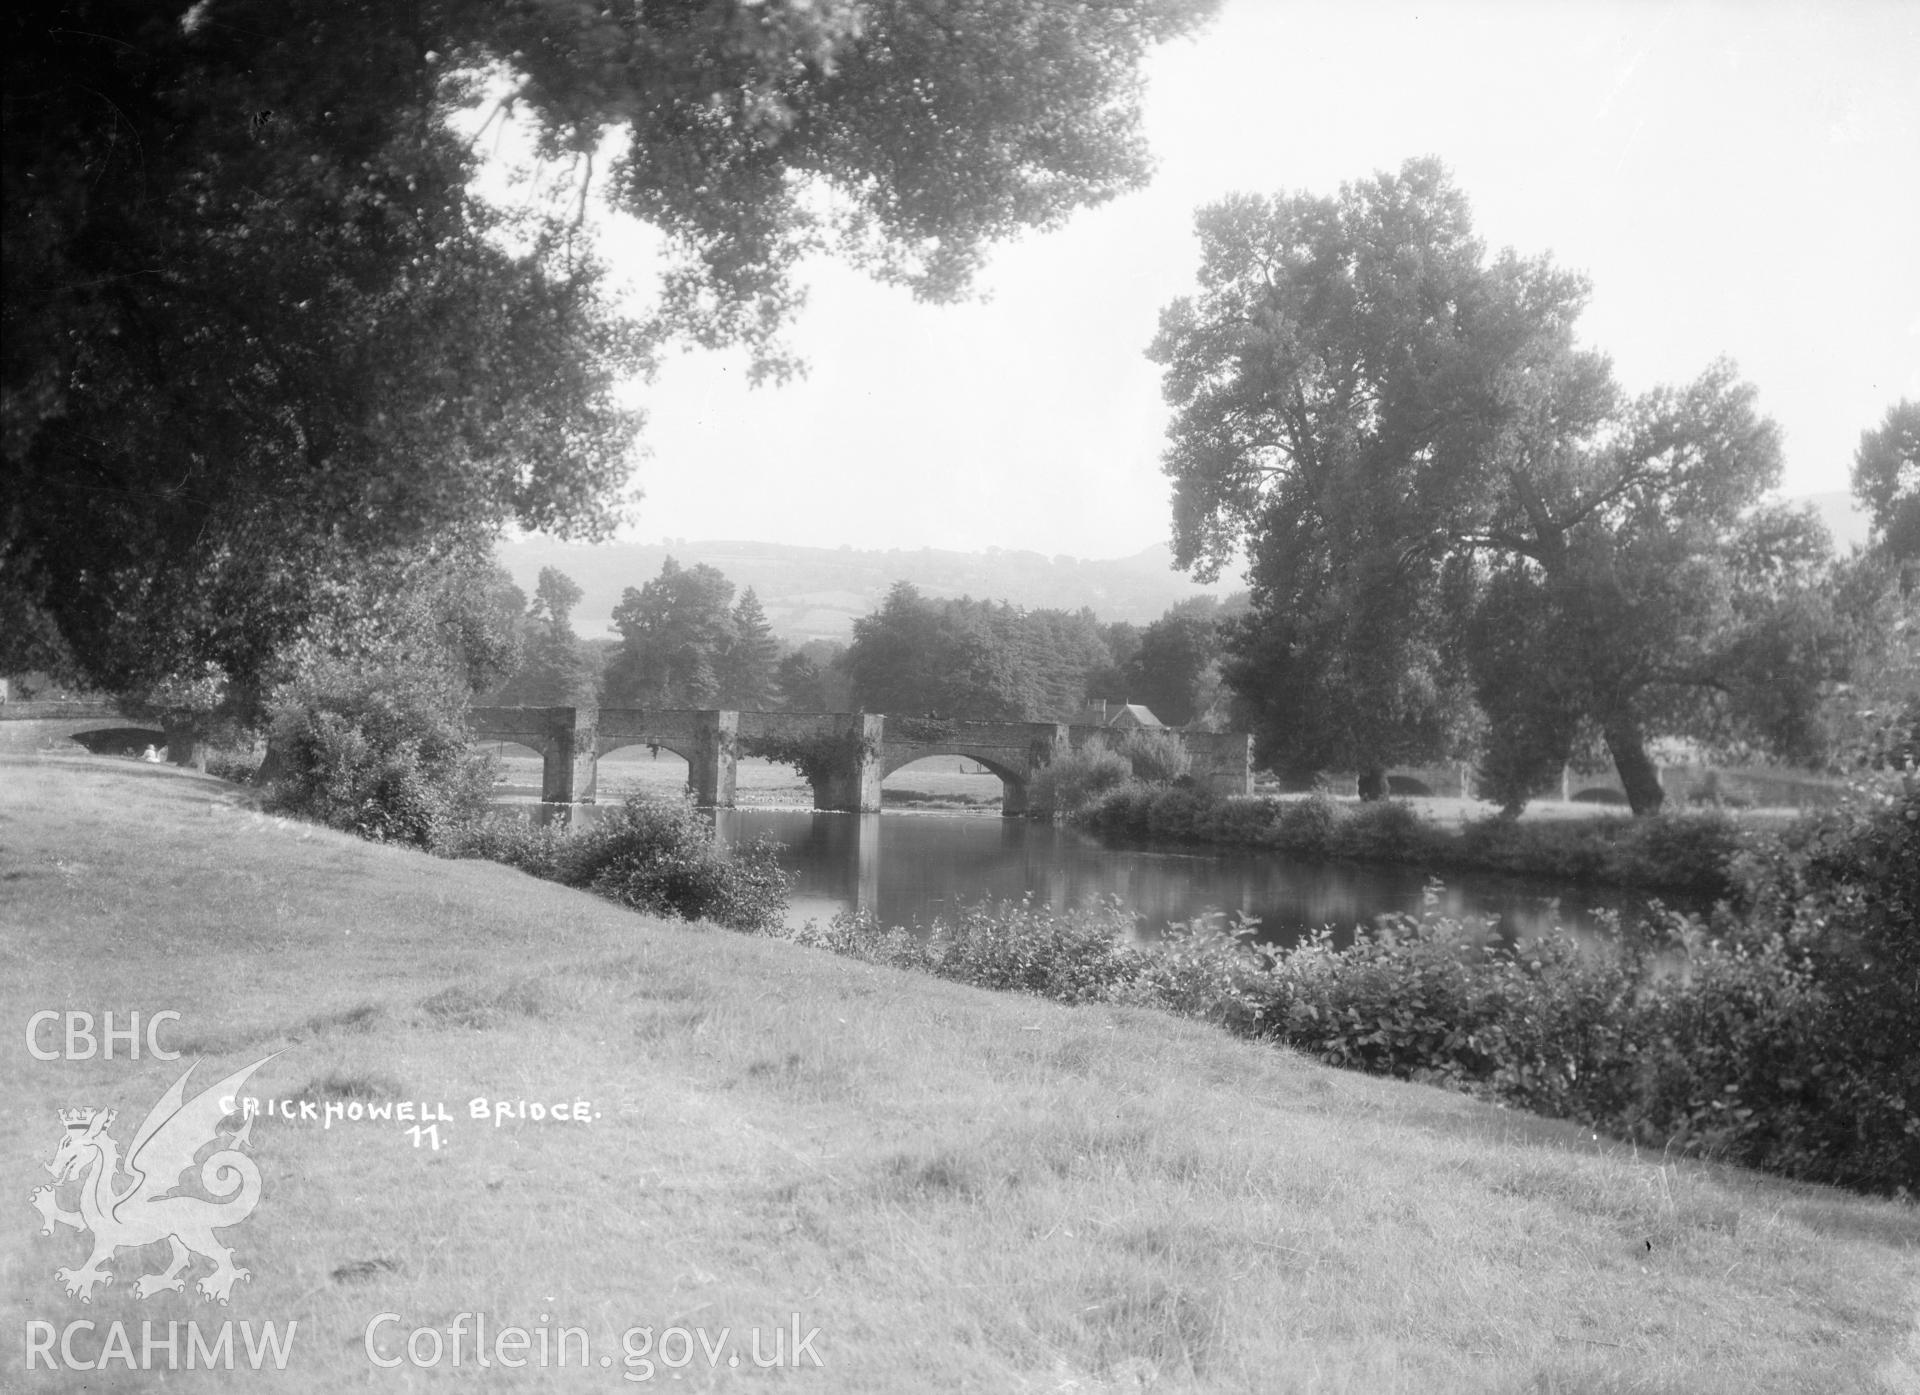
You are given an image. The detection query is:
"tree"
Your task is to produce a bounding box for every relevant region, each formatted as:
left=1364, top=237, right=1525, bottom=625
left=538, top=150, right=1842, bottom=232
left=844, top=583, right=1020, bottom=719
left=4, top=0, right=1219, bottom=701
left=777, top=641, right=851, bottom=712
left=603, top=558, right=738, bottom=707
left=1118, top=599, right=1224, bottom=727
left=1007, top=606, right=1111, bottom=721
left=718, top=588, right=781, bottom=709
left=488, top=566, right=596, bottom=707
left=776, top=653, right=828, bottom=713
left=1152, top=161, right=1517, bottom=793
left=1853, top=400, right=1919, bottom=582
left=1447, top=365, right=1845, bottom=813
left=1155, top=159, right=1842, bottom=812
left=842, top=583, right=1111, bottom=721
left=1084, top=620, right=1142, bottom=705
left=254, top=539, right=523, bottom=810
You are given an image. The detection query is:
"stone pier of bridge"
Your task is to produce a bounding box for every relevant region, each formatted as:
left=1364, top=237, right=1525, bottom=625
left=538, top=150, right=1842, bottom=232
left=468, top=707, right=1252, bottom=815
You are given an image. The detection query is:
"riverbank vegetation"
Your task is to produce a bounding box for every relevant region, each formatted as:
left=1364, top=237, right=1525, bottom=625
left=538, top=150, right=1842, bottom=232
left=801, top=772, right=1919, bottom=1195
left=1028, top=729, right=1193, bottom=814
left=5, top=758, right=1914, bottom=1391
left=457, top=799, right=789, bottom=934
left=1080, top=785, right=1746, bottom=898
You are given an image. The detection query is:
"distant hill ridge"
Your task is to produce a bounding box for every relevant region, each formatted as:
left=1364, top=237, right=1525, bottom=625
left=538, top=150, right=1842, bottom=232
left=500, top=492, right=1867, bottom=644
left=496, top=537, right=1235, bottom=642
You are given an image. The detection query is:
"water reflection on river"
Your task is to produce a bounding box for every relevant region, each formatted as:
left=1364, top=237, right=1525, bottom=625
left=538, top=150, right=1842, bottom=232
left=666, top=808, right=1657, bottom=947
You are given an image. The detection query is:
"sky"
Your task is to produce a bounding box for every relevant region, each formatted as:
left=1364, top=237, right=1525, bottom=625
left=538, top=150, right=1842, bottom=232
left=558, top=0, right=1920, bottom=562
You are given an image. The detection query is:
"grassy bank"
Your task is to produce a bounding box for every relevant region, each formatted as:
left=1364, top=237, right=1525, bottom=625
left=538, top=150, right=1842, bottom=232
left=4, top=756, right=1917, bottom=1392
left=1080, top=786, right=1751, bottom=899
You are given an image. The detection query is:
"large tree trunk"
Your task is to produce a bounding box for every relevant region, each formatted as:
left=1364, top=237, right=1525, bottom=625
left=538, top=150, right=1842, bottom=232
left=1356, top=766, right=1388, bottom=802
left=254, top=740, right=288, bottom=787
left=161, top=717, right=206, bottom=772
left=1602, top=713, right=1664, bottom=816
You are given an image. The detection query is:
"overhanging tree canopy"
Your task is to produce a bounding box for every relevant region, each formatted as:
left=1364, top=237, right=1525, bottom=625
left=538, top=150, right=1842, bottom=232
left=3, top=0, right=1218, bottom=699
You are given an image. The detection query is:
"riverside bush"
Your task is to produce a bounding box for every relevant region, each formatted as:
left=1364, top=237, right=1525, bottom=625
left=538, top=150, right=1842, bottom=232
left=575, top=800, right=790, bottom=932
left=1113, top=728, right=1192, bottom=784
left=1030, top=739, right=1135, bottom=814
left=456, top=798, right=790, bottom=933
left=795, top=897, right=1145, bottom=1005
left=1033, top=732, right=1198, bottom=817
left=1717, top=778, right=1920, bottom=1189
left=1081, top=785, right=1741, bottom=898
left=1272, top=793, right=1340, bottom=856
left=1325, top=799, right=1434, bottom=862
left=265, top=684, right=494, bottom=849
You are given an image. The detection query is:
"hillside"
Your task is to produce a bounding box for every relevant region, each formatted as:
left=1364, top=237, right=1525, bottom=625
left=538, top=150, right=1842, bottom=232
left=499, top=491, right=1868, bottom=644
left=497, top=536, right=1234, bottom=641
left=4, top=756, right=1916, bottom=1392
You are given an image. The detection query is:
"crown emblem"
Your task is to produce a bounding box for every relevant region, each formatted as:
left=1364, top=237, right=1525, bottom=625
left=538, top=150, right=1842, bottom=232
left=59, top=1107, right=100, bottom=1130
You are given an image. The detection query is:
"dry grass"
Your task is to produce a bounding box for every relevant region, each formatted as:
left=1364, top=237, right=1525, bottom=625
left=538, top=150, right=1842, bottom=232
left=2, top=754, right=1916, bottom=1392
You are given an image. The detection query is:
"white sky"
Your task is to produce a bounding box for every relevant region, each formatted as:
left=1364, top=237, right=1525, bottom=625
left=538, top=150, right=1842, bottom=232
left=581, top=0, right=1919, bottom=561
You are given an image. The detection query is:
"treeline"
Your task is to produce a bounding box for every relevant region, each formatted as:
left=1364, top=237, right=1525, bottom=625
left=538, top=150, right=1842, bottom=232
left=486, top=559, right=1250, bottom=726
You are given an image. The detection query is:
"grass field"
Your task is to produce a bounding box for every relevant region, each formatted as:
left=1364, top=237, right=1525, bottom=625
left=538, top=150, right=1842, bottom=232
left=3, top=755, right=1916, bottom=1392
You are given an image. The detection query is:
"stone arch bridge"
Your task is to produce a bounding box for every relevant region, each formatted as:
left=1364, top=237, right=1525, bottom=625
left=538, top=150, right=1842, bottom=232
left=0, top=700, right=170, bottom=757
left=0, top=699, right=1251, bottom=815
left=470, top=706, right=1253, bottom=815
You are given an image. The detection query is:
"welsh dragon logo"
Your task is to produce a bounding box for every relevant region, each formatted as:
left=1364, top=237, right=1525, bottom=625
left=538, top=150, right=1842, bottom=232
left=30, top=1055, right=277, bottom=1304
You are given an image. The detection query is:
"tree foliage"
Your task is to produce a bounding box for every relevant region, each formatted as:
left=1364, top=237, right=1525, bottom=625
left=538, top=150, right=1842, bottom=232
left=719, top=588, right=781, bottom=709
left=842, top=582, right=1109, bottom=721
left=603, top=557, right=739, bottom=708
left=1110, top=598, right=1223, bottom=727
left=3, top=0, right=1218, bottom=697
left=1852, top=399, right=1919, bottom=578
left=1151, top=162, right=1498, bottom=792
left=488, top=566, right=598, bottom=707
left=1155, top=159, right=1849, bottom=812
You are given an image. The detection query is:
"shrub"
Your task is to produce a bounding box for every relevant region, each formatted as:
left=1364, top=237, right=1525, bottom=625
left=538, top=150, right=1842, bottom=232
left=791, top=898, right=1147, bottom=1004
left=1271, top=794, right=1340, bottom=857
left=1113, top=728, right=1192, bottom=784
left=203, top=746, right=263, bottom=784
left=562, top=798, right=791, bottom=933
left=450, top=813, right=576, bottom=883
left=1327, top=799, right=1431, bottom=862
left=925, top=897, right=1144, bottom=1004
left=1031, top=739, right=1135, bottom=814
left=1078, top=782, right=1161, bottom=838
left=264, top=683, right=494, bottom=849
left=1456, top=816, right=1612, bottom=882
left=1603, top=811, right=1743, bottom=896
left=1717, top=778, right=1920, bottom=1190
left=1135, top=784, right=1205, bottom=839
left=1121, top=913, right=1270, bottom=1032
left=1208, top=796, right=1284, bottom=843
left=452, top=797, right=794, bottom=933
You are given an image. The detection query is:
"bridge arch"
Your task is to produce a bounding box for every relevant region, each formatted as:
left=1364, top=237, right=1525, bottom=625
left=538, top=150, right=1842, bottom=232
left=880, top=746, right=1033, bottom=814
left=597, top=737, right=699, bottom=766
left=0, top=703, right=167, bottom=758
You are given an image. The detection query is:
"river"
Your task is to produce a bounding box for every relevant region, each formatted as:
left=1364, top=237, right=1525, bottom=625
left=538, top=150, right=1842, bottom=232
left=527, top=800, right=1674, bottom=947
